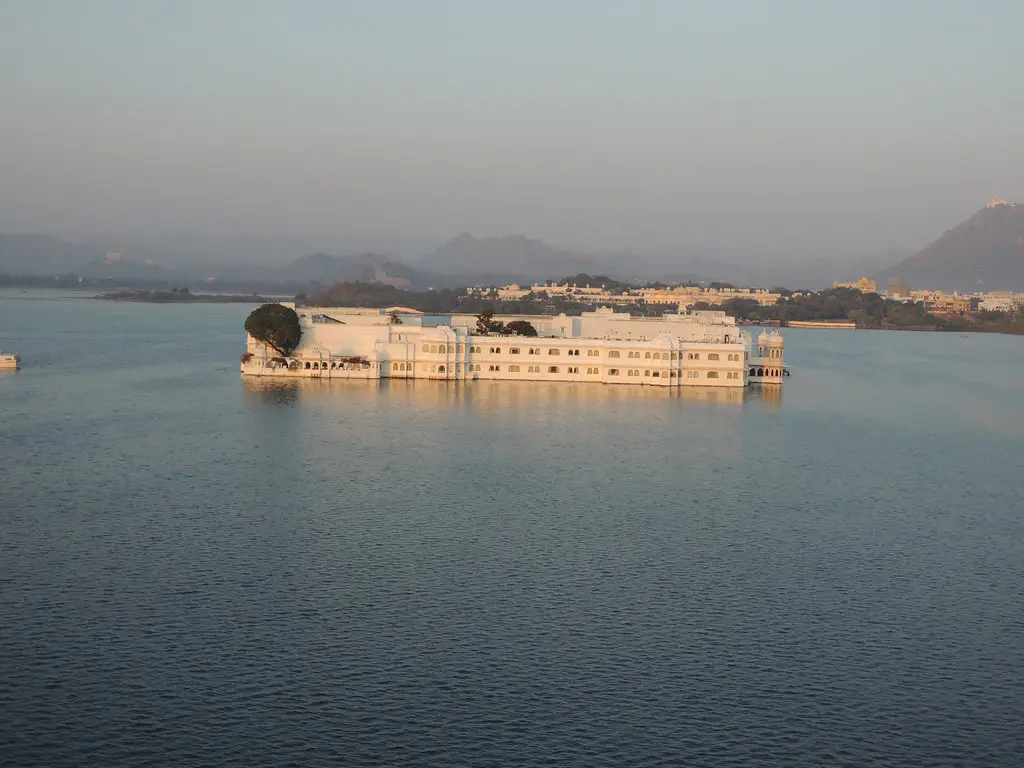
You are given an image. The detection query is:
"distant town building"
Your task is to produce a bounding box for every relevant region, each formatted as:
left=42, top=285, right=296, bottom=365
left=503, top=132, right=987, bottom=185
left=975, top=292, right=1022, bottom=312
left=888, top=279, right=912, bottom=298
left=926, top=295, right=976, bottom=314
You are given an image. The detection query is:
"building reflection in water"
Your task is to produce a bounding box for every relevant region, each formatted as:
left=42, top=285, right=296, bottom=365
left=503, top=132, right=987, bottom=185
left=242, top=377, right=782, bottom=412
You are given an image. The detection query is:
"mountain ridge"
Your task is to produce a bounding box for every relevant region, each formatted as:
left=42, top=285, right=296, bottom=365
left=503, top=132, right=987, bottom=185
left=875, top=200, right=1024, bottom=291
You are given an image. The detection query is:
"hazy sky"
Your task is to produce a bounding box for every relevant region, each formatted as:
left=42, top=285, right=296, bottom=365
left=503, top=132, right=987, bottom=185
left=3, top=0, right=1023, bottom=257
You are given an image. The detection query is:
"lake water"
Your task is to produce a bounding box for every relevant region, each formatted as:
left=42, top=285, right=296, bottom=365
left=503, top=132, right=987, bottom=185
left=2, top=289, right=1022, bottom=767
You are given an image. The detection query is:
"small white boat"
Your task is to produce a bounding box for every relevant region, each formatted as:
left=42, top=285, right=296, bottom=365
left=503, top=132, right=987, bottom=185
left=0, top=352, right=21, bottom=370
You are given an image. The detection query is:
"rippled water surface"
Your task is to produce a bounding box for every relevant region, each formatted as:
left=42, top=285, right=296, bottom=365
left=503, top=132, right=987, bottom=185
left=2, top=290, right=1023, bottom=767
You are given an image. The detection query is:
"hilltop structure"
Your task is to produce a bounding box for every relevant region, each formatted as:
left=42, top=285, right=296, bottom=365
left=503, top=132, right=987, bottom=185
left=833, top=277, right=877, bottom=293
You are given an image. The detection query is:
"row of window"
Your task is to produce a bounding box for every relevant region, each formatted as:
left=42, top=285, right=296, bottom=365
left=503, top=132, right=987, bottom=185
left=419, top=343, right=744, bottom=362
left=395, top=362, right=744, bottom=380
left=621, top=369, right=734, bottom=379
left=304, top=361, right=373, bottom=370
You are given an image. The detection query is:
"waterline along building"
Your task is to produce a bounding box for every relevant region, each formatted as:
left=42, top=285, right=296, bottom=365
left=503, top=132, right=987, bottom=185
left=241, top=306, right=786, bottom=387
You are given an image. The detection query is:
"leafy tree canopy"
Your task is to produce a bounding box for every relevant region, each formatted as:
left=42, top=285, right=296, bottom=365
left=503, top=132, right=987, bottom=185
left=244, top=303, right=302, bottom=357
left=505, top=320, right=538, bottom=337
left=474, top=307, right=506, bottom=335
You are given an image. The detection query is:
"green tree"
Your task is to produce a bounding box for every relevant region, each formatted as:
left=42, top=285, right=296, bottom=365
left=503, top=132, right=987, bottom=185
left=474, top=307, right=506, bottom=335
left=244, top=303, right=302, bottom=357
left=505, top=319, right=538, bottom=337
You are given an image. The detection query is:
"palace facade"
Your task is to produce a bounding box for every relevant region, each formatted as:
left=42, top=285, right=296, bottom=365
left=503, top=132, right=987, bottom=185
left=241, top=306, right=786, bottom=387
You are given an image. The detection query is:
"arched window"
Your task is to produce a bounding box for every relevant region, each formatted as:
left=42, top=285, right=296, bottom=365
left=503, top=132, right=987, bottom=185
left=421, top=344, right=428, bottom=352
left=653, top=352, right=661, bottom=359
left=707, top=371, right=719, bottom=379
left=393, top=362, right=399, bottom=370
left=438, top=365, right=445, bottom=373
left=608, top=351, right=620, bottom=358
left=305, top=362, right=311, bottom=369
left=644, top=370, right=651, bottom=376
left=652, top=371, right=660, bottom=377
left=758, top=368, right=764, bottom=376
left=645, top=352, right=652, bottom=359
left=439, top=344, right=446, bottom=353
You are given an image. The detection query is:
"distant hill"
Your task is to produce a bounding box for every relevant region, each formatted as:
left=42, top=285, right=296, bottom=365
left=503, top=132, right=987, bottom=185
left=416, top=234, right=603, bottom=282
left=284, top=252, right=429, bottom=288
left=0, top=234, right=104, bottom=275
left=875, top=199, right=1024, bottom=291
left=0, top=233, right=448, bottom=291
left=77, top=252, right=178, bottom=280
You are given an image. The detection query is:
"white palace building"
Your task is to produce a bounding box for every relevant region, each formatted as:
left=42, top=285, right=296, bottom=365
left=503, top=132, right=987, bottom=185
left=241, top=305, right=786, bottom=388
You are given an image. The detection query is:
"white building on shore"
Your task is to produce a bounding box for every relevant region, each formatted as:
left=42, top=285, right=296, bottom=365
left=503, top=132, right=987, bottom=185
left=241, top=305, right=786, bottom=387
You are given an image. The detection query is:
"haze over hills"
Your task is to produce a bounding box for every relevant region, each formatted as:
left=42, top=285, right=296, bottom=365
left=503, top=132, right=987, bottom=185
left=0, top=234, right=445, bottom=290
left=8, top=222, right=1006, bottom=293
left=413, top=233, right=604, bottom=283
left=0, top=234, right=105, bottom=275
left=875, top=199, right=1024, bottom=292
left=2, top=229, right=909, bottom=292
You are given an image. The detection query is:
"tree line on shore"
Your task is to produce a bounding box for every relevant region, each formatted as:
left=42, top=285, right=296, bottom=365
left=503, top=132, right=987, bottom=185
left=296, top=282, right=1023, bottom=334
left=695, top=288, right=1024, bottom=333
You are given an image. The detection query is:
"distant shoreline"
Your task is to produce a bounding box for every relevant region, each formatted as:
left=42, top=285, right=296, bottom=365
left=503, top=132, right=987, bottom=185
left=94, top=289, right=279, bottom=304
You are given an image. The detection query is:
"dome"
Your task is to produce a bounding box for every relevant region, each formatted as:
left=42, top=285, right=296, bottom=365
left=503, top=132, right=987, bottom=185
left=766, top=331, right=784, bottom=346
